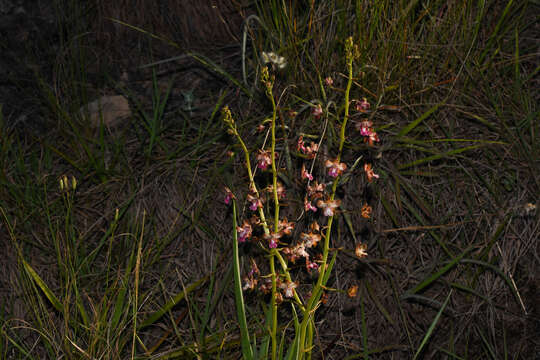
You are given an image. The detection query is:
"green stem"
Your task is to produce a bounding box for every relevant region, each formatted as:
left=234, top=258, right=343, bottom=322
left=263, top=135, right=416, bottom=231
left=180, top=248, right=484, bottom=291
left=234, top=131, right=270, bottom=236
left=268, top=80, right=279, bottom=360
left=297, top=37, right=355, bottom=359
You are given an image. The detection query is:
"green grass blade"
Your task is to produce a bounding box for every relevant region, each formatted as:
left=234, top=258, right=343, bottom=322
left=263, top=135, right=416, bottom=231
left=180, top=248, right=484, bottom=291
left=398, top=145, right=483, bottom=170
left=22, top=260, right=63, bottom=313
left=232, top=200, right=253, bottom=360
left=397, top=103, right=441, bottom=138
left=404, top=248, right=470, bottom=295
left=413, top=291, right=452, bottom=360
left=138, top=275, right=209, bottom=330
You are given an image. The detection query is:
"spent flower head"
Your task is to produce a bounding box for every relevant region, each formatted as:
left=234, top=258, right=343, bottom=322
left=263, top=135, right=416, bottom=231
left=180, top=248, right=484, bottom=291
left=300, top=232, right=321, bottom=248
left=278, top=218, right=295, bottom=236
left=307, top=181, right=326, bottom=199
left=361, top=203, right=372, bottom=219
left=266, top=182, right=286, bottom=199
left=364, top=163, right=380, bottom=182
left=355, top=243, right=368, bottom=258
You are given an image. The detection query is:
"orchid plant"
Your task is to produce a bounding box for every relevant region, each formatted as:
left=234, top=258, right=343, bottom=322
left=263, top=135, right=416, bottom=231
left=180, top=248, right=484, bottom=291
left=223, top=37, right=381, bottom=360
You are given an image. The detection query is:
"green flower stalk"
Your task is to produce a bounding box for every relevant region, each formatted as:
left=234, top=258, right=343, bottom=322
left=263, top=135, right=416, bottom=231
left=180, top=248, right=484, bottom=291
left=262, top=65, right=279, bottom=360
left=297, top=36, right=357, bottom=359
left=224, top=37, right=363, bottom=360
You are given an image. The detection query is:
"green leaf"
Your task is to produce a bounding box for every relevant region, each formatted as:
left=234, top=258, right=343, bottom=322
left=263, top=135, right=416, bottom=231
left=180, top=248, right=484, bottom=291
left=22, top=260, right=63, bottom=313
left=413, top=291, right=452, bottom=360
left=397, top=103, right=441, bottom=138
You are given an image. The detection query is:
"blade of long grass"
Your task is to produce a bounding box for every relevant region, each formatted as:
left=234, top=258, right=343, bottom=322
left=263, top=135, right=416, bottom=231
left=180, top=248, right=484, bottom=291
left=232, top=200, right=253, bottom=360
left=138, top=274, right=209, bottom=330
left=360, top=293, right=368, bottom=360
left=398, top=145, right=483, bottom=170
left=396, top=103, right=441, bottom=138
left=460, top=259, right=523, bottom=309
left=404, top=248, right=470, bottom=295
left=365, top=281, right=395, bottom=326
left=413, top=291, right=452, bottom=360
left=22, top=260, right=63, bottom=313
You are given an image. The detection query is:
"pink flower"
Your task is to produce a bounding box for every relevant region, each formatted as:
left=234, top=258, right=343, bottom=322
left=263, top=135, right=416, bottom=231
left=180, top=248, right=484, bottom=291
left=300, top=232, right=321, bottom=248
left=366, top=131, right=380, bottom=146
left=316, top=199, right=341, bottom=217
left=304, top=197, right=318, bottom=212
left=266, top=182, right=286, bottom=199
left=356, top=98, right=370, bottom=113
left=364, top=163, right=379, bottom=182
left=279, top=280, right=298, bottom=298
left=324, top=76, right=334, bottom=86
left=306, top=258, right=319, bottom=272
left=301, top=164, right=313, bottom=181
left=312, top=104, right=323, bottom=119
left=305, top=142, right=319, bottom=159
left=224, top=186, right=235, bottom=205
left=307, top=181, right=325, bottom=199
left=236, top=220, right=252, bottom=242
left=278, top=218, right=295, bottom=236
left=242, top=276, right=257, bottom=290
left=325, top=159, right=347, bottom=178
left=256, top=149, right=272, bottom=170
left=246, top=193, right=263, bottom=211
left=355, top=119, right=373, bottom=136
left=297, top=136, right=306, bottom=153
left=264, top=232, right=282, bottom=249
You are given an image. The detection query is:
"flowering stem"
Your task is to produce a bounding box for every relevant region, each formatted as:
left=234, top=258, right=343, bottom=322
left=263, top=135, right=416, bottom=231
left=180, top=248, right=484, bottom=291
left=297, top=37, right=355, bottom=359
left=262, top=67, right=279, bottom=360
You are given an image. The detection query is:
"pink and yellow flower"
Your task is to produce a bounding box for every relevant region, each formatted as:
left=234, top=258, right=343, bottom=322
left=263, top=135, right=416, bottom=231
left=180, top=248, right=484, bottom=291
left=246, top=193, right=263, bottom=211
left=300, top=232, right=321, bottom=248
left=304, top=197, right=317, bottom=212
left=236, top=220, right=252, bottom=242
left=301, top=164, right=314, bottom=181
left=264, top=231, right=282, bottom=248
left=325, top=159, right=347, bottom=178
left=316, top=199, right=341, bottom=217
left=224, top=186, right=235, bottom=205
left=312, top=104, right=323, bottom=119
left=280, top=280, right=298, bottom=298
left=256, top=149, right=272, bottom=170
left=355, top=98, right=370, bottom=113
